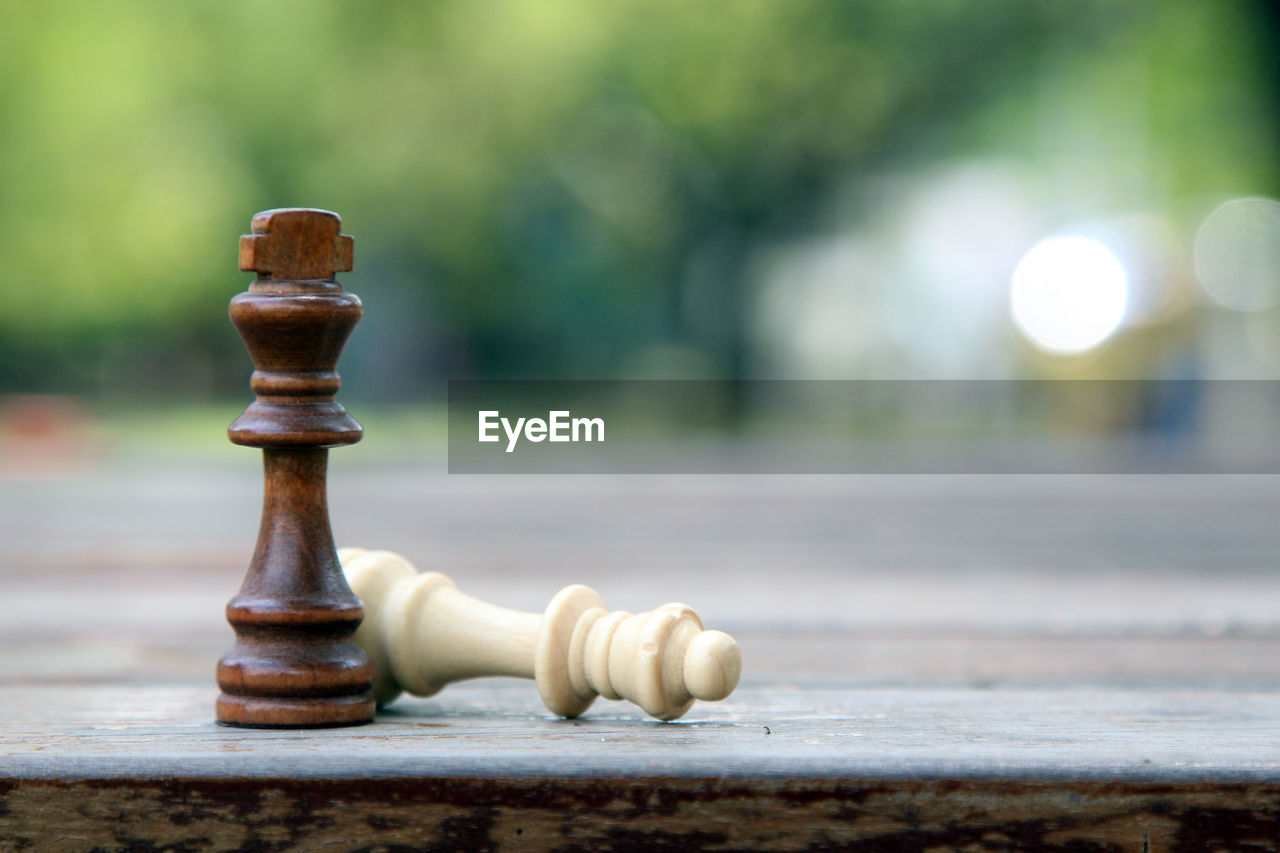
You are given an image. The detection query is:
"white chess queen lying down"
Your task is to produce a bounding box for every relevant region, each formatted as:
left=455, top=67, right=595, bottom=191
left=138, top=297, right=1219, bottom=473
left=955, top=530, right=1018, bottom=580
left=338, top=548, right=742, bottom=721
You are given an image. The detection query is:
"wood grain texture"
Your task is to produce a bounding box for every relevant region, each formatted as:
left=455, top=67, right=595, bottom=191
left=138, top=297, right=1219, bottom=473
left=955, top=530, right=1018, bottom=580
left=4, top=473, right=1280, bottom=847
left=8, top=685, right=1280, bottom=781
left=3, top=686, right=1280, bottom=850
left=6, top=776, right=1280, bottom=852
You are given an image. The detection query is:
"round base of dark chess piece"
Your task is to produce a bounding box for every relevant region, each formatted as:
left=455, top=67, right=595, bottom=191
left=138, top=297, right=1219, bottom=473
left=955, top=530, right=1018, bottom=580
left=215, top=695, right=376, bottom=729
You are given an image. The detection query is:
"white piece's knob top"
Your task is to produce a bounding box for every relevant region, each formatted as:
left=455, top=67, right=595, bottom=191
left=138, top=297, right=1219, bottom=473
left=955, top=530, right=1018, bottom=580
left=683, top=630, right=742, bottom=701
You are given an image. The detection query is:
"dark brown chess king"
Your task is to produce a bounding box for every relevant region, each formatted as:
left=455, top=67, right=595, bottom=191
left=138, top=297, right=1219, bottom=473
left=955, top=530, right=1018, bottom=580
left=216, top=208, right=376, bottom=727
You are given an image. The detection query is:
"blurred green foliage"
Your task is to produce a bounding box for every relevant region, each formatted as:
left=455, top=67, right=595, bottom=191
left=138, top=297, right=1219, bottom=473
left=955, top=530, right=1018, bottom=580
left=0, top=1, right=1274, bottom=397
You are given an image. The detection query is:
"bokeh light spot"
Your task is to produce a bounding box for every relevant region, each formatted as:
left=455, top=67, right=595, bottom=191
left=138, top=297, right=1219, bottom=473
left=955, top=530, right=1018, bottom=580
left=1194, top=197, right=1280, bottom=312
left=1010, top=236, right=1129, bottom=355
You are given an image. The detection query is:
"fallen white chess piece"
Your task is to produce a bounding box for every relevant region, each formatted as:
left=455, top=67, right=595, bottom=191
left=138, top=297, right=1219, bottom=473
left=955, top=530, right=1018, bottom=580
left=338, top=548, right=741, bottom=721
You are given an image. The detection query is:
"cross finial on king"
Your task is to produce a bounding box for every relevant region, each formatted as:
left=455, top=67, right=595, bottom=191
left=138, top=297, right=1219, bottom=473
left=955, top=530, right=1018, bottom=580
left=238, top=208, right=355, bottom=281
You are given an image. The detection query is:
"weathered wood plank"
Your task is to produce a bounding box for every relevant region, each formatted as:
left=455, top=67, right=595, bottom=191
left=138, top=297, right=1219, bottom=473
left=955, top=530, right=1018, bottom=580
left=4, top=470, right=1279, bottom=847
left=5, top=685, right=1280, bottom=781
left=5, top=776, right=1280, bottom=852
left=5, top=471, right=1280, bottom=587
left=7, top=631, right=1280, bottom=691
left=4, top=686, right=1280, bottom=851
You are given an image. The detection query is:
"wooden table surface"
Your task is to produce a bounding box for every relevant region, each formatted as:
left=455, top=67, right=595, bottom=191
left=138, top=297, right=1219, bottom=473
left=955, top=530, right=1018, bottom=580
left=3, top=460, right=1280, bottom=850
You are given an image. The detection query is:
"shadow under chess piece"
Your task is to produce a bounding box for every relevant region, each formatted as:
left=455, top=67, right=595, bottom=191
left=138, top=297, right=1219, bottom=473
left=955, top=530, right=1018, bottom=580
left=338, top=548, right=742, bottom=721
left=216, top=208, right=375, bottom=728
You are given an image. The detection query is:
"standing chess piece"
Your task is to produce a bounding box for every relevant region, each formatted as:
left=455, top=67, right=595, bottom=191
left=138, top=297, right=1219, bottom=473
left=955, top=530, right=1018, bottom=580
left=338, top=548, right=742, bottom=721
left=216, top=209, right=375, bottom=727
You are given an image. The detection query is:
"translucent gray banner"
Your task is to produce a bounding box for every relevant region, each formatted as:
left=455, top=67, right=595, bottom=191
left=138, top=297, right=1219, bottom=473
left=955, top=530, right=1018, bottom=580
left=447, top=380, right=1280, bottom=474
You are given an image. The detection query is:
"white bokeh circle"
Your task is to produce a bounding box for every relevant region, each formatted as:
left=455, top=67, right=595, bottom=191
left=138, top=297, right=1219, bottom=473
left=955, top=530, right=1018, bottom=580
left=1010, top=236, right=1129, bottom=355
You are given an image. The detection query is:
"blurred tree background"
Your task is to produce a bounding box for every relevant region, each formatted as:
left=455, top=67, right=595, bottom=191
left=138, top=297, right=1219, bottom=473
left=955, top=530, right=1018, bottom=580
left=0, top=0, right=1276, bottom=403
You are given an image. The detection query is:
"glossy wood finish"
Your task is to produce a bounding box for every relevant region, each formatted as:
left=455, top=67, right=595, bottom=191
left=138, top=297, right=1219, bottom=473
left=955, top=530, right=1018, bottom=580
left=215, top=208, right=375, bottom=727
